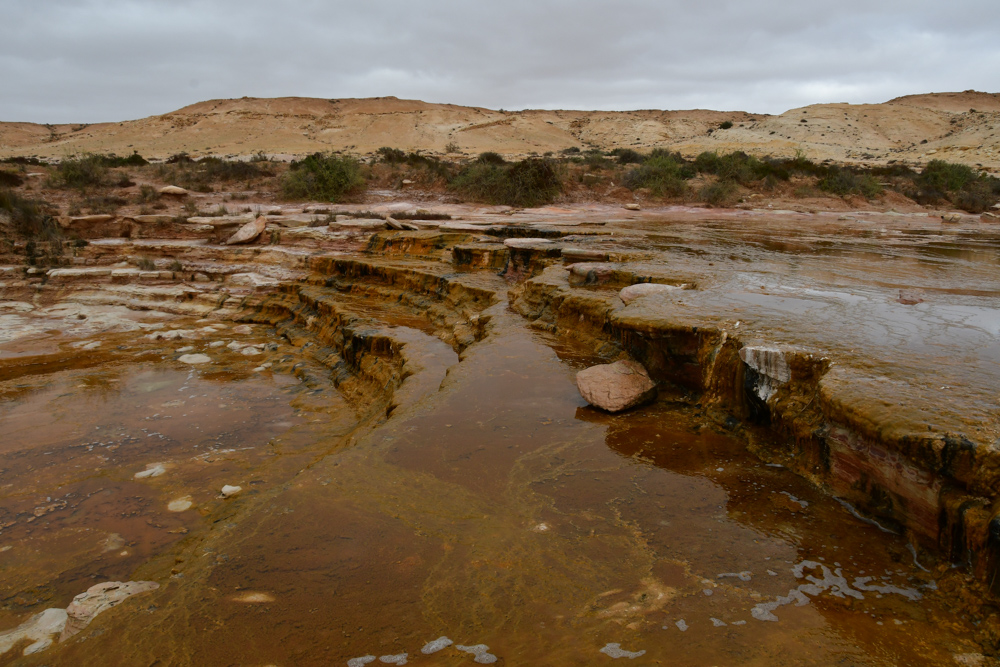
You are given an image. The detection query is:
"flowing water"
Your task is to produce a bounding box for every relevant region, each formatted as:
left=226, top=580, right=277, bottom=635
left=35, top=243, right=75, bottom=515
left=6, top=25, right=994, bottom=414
left=0, top=309, right=987, bottom=665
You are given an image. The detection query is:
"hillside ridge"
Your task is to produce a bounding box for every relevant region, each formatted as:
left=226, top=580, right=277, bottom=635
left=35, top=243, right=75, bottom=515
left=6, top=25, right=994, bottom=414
left=2, top=92, right=998, bottom=170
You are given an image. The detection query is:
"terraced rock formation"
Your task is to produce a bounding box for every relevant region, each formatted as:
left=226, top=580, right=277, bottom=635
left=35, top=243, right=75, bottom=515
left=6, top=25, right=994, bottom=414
left=3, top=199, right=1000, bottom=663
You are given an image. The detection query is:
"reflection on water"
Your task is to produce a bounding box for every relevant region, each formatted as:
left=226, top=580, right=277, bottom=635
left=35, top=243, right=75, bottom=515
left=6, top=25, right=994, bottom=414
left=26, top=314, right=984, bottom=666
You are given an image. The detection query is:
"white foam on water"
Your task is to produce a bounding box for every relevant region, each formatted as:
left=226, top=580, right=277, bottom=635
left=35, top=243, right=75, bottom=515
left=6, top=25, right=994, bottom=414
left=711, top=618, right=727, bottom=627
left=717, top=571, right=753, bottom=582
left=675, top=619, right=688, bottom=631
left=751, top=560, right=922, bottom=622
left=599, top=643, right=646, bottom=659
left=379, top=653, right=407, bottom=665
left=455, top=644, right=497, bottom=664
left=347, top=656, right=375, bottom=667
left=779, top=491, right=809, bottom=508
left=420, top=637, right=452, bottom=654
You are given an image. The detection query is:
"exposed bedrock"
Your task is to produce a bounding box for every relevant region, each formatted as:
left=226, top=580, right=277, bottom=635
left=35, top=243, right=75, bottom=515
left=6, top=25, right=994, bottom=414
left=510, top=264, right=1000, bottom=594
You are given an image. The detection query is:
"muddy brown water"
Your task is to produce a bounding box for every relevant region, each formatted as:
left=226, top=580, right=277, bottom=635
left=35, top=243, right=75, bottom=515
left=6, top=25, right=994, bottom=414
left=0, top=308, right=987, bottom=665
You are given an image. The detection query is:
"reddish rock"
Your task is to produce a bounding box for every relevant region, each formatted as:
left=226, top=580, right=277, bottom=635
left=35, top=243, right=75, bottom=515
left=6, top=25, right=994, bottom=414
left=576, top=360, right=657, bottom=412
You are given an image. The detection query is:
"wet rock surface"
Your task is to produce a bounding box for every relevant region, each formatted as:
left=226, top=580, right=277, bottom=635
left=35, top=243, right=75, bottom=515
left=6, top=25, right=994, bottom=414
left=1, top=201, right=1000, bottom=664
left=576, top=359, right=657, bottom=412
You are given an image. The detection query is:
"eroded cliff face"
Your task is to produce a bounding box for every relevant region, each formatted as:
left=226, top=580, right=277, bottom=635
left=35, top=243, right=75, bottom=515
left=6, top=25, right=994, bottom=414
left=3, top=200, right=1000, bottom=663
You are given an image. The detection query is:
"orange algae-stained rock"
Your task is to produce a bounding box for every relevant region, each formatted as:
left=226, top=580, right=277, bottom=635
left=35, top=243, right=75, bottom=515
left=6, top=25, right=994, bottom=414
left=225, top=216, right=267, bottom=245
left=576, top=360, right=657, bottom=412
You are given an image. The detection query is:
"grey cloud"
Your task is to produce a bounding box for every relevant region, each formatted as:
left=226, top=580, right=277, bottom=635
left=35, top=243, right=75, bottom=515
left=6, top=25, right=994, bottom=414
left=1, top=0, right=998, bottom=122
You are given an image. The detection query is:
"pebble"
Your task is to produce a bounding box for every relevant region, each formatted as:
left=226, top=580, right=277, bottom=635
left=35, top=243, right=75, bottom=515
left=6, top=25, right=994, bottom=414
left=134, top=463, right=167, bottom=479
left=221, top=485, right=242, bottom=498
left=178, top=354, right=211, bottom=365
left=167, top=497, right=193, bottom=512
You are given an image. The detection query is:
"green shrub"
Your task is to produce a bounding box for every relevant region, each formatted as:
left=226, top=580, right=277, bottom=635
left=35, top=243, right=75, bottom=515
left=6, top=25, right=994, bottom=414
left=693, top=151, right=783, bottom=185
left=719, top=121, right=734, bottom=130
left=613, top=149, right=644, bottom=165
left=699, top=180, right=739, bottom=207
left=818, top=167, right=883, bottom=199
left=918, top=160, right=977, bottom=192
left=51, top=154, right=108, bottom=189
left=137, top=257, right=156, bottom=270
left=450, top=157, right=562, bottom=207
left=282, top=153, right=366, bottom=202
left=623, top=154, right=689, bottom=197
left=83, top=195, right=127, bottom=214
left=0, top=188, right=60, bottom=240
left=476, top=151, right=506, bottom=165
left=953, top=179, right=998, bottom=213
left=376, top=147, right=407, bottom=163
left=0, top=171, right=24, bottom=187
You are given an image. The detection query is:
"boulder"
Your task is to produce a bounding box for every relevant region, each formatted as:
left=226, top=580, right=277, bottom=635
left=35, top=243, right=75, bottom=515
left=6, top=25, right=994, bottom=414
left=619, top=283, right=682, bottom=304
left=60, top=581, right=159, bottom=640
left=225, top=216, right=267, bottom=245
left=576, top=360, right=657, bottom=412
left=158, top=185, right=189, bottom=196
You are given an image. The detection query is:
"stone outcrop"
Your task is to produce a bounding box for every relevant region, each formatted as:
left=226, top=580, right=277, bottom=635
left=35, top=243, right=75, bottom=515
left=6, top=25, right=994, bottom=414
left=576, top=360, right=657, bottom=412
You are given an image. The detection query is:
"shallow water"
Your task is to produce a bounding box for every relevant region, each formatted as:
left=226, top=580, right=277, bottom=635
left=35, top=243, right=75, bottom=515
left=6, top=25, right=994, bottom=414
left=4, top=312, right=983, bottom=666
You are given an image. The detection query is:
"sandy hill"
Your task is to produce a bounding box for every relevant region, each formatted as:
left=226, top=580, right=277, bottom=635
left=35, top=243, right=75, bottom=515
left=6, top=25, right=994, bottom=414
left=1, top=92, right=998, bottom=169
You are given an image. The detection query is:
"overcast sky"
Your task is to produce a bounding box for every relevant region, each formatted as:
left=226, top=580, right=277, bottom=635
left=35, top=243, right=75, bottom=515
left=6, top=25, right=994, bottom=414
left=2, top=0, right=999, bottom=123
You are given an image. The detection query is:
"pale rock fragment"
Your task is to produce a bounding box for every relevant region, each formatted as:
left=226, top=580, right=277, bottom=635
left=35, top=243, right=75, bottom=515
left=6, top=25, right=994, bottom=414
left=229, top=272, right=279, bottom=288
left=134, top=463, right=167, bottom=479
left=178, top=353, right=211, bottom=365
left=623, top=203, right=641, bottom=211
left=0, top=608, right=67, bottom=657
left=576, top=360, right=657, bottom=412
left=159, top=185, right=189, bottom=196
left=232, top=324, right=253, bottom=334
left=619, top=282, right=682, bottom=305
left=168, top=496, right=193, bottom=512
left=225, top=216, right=267, bottom=245
left=221, top=485, right=242, bottom=498
left=232, top=591, right=274, bottom=603
left=60, top=581, right=159, bottom=640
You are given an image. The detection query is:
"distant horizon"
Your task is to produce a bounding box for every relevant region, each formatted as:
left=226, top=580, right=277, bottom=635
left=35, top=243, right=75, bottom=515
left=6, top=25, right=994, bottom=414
left=3, top=89, right=998, bottom=126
